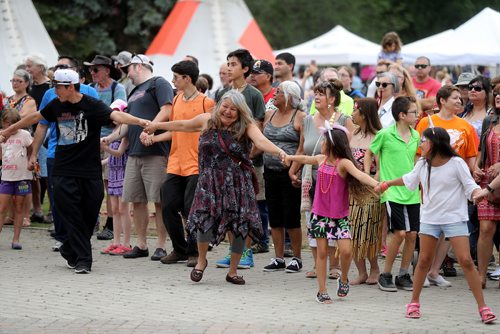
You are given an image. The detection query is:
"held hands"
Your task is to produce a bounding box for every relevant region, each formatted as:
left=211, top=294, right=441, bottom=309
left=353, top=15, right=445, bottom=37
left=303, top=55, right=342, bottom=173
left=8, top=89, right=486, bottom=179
left=488, top=163, right=500, bottom=179
left=472, top=188, right=489, bottom=204
left=473, top=167, right=485, bottom=183
left=144, top=121, right=159, bottom=134
left=27, top=155, right=37, bottom=171
left=140, top=131, right=154, bottom=146
left=374, top=181, right=389, bottom=193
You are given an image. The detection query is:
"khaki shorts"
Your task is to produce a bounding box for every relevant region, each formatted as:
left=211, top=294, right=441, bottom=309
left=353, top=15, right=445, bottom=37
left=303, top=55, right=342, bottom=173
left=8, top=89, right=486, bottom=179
left=122, top=155, right=167, bottom=203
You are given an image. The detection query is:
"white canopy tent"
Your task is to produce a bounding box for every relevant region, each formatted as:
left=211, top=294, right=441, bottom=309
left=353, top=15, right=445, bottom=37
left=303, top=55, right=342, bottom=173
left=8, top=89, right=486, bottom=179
left=402, top=7, right=500, bottom=65
left=0, top=0, right=59, bottom=96
left=274, top=25, right=380, bottom=65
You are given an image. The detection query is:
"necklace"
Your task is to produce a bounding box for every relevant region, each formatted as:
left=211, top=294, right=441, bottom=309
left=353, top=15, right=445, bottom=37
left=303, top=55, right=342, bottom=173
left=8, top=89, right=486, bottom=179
left=233, top=83, right=247, bottom=92
left=319, top=161, right=336, bottom=194
left=183, top=89, right=198, bottom=101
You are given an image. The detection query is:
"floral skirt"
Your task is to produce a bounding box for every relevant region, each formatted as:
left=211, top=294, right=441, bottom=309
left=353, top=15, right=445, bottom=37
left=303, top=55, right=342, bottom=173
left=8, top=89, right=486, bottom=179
left=308, top=214, right=351, bottom=240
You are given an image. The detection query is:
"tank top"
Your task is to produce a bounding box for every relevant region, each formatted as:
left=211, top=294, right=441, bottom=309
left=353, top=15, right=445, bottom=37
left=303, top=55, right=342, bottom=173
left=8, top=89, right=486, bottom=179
left=311, top=160, right=349, bottom=218
left=263, top=109, right=300, bottom=171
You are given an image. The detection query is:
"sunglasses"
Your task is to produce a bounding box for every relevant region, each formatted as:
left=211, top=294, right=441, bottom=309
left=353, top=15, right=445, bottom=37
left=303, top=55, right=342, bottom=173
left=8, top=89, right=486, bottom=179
left=494, top=92, right=500, bottom=98
left=468, top=85, right=484, bottom=92
left=91, top=67, right=102, bottom=74
left=375, top=82, right=394, bottom=88
left=414, top=64, right=429, bottom=69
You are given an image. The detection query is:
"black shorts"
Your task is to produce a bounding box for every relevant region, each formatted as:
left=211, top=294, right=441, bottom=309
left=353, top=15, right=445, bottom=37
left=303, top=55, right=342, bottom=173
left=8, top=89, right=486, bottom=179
left=264, top=168, right=301, bottom=229
left=385, top=201, right=420, bottom=232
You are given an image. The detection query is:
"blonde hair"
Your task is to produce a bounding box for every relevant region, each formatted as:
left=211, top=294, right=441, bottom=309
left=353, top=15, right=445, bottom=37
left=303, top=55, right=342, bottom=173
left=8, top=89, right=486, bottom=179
left=1, top=108, right=21, bottom=127
left=207, top=90, right=255, bottom=141
left=389, top=64, right=416, bottom=98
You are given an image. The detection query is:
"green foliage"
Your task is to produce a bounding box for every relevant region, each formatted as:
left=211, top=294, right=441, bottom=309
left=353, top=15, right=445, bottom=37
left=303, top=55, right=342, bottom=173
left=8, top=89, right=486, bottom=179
left=32, top=0, right=174, bottom=62
left=32, top=0, right=500, bottom=63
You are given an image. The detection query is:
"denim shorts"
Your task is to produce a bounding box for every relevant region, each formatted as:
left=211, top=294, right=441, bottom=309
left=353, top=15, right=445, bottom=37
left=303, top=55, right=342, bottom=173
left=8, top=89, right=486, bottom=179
left=419, top=221, right=469, bottom=239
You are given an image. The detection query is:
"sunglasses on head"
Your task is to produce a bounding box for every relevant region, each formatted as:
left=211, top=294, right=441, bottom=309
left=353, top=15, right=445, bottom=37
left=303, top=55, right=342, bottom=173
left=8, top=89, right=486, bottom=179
left=375, top=82, right=394, bottom=88
left=468, top=85, right=483, bottom=92
left=414, top=64, right=428, bottom=70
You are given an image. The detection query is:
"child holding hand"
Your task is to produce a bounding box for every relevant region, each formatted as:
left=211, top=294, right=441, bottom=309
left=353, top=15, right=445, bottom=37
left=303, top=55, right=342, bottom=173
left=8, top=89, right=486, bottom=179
left=285, top=122, right=379, bottom=303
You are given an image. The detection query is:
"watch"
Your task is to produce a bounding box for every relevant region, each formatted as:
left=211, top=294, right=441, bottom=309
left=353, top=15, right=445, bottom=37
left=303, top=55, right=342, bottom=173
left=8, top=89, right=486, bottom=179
left=486, top=184, right=495, bottom=193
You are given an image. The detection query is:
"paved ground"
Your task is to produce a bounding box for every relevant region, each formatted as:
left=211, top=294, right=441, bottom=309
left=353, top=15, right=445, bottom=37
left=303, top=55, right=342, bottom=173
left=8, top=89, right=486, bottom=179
left=0, top=227, right=499, bottom=333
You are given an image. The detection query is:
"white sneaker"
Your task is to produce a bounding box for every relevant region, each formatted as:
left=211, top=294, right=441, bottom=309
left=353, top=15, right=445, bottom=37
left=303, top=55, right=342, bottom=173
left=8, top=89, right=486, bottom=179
left=52, top=241, right=63, bottom=252
left=423, top=277, right=430, bottom=288
left=487, top=266, right=500, bottom=278
left=427, top=274, right=451, bottom=287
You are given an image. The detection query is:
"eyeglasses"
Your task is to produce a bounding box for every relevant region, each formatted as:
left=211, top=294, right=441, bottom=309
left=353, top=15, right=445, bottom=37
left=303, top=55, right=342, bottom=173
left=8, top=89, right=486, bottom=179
left=406, top=111, right=418, bottom=116
left=468, top=85, right=484, bottom=92
left=414, top=64, right=429, bottom=70
left=10, top=79, right=24, bottom=84
left=375, top=82, right=394, bottom=88
left=172, top=74, right=186, bottom=81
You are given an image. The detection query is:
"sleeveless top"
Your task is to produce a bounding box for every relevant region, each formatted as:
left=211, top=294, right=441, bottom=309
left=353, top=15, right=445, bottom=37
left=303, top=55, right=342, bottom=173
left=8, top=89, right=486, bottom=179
left=312, top=161, right=349, bottom=218
left=263, top=109, right=300, bottom=171
left=302, top=113, right=348, bottom=179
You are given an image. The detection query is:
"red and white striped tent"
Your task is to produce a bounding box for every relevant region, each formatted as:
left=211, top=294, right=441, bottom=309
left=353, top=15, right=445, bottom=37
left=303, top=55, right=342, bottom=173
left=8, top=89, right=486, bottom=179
left=146, top=0, right=274, bottom=87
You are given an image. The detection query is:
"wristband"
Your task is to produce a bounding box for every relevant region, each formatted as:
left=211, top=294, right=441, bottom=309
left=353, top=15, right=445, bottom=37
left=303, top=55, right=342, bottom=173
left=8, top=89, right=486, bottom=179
left=486, top=184, right=495, bottom=193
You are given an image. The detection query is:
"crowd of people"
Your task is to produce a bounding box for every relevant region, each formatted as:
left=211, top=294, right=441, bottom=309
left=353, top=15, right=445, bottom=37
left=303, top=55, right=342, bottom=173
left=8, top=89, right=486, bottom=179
left=0, top=30, right=499, bottom=324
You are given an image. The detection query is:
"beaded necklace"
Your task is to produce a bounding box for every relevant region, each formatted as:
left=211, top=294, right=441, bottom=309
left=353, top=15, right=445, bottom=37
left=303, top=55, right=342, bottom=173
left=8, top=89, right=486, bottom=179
left=319, top=159, right=337, bottom=194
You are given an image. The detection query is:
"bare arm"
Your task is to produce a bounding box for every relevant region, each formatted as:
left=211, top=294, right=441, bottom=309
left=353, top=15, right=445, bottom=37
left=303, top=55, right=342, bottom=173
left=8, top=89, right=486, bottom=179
left=144, top=113, right=210, bottom=134
left=152, top=104, right=171, bottom=122
left=246, top=122, right=285, bottom=158
left=285, top=154, right=323, bottom=166
left=110, top=110, right=149, bottom=127
left=19, top=99, right=37, bottom=119
left=28, top=123, right=48, bottom=170
left=386, top=177, right=405, bottom=187
left=103, top=137, right=129, bottom=157
left=0, top=112, right=44, bottom=139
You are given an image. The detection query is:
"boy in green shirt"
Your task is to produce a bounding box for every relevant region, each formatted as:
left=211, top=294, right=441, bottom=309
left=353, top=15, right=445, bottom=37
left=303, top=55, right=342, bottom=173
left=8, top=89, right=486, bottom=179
left=367, top=96, right=421, bottom=292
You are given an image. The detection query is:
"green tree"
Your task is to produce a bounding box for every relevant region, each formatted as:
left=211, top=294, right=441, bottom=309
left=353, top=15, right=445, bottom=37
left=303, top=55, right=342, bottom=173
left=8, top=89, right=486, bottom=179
left=33, top=0, right=174, bottom=61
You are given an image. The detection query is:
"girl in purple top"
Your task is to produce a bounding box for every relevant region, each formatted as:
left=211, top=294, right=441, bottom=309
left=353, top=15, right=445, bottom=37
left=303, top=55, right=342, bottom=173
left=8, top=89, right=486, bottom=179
left=285, top=122, right=379, bottom=304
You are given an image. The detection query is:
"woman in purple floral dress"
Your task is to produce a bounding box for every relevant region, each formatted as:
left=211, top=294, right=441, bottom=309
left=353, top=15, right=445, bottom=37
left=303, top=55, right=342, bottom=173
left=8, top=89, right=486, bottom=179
left=144, top=91, right=286, bottom=285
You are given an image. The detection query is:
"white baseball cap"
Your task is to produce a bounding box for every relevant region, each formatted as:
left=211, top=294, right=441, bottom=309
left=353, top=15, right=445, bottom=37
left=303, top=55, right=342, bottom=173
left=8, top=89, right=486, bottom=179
left=53, top=69, right=79, bottom=85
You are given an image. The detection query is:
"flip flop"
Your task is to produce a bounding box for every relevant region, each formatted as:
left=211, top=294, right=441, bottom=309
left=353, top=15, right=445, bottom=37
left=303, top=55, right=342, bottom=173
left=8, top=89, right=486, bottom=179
left=329, top=268, right=341, bottom=280
left=306, top=270, right=317, bottom=278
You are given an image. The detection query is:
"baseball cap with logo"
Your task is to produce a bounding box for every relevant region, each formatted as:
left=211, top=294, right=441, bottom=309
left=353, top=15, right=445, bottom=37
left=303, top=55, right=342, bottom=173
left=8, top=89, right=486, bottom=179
left=53, top=69, right=79, bottom=85
left=252, top=59, right=273, bottom=76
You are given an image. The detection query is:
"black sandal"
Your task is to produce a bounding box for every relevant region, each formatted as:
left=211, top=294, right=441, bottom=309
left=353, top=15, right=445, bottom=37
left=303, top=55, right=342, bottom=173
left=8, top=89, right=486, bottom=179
left=190, top=260, right=208, bottom=282
left=225, top=274, right=245, bottom=285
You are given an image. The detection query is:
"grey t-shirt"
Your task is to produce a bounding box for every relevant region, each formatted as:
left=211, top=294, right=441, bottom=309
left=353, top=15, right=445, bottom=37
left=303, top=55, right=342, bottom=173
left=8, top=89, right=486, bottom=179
left=127, top=76, right=174, bottom=157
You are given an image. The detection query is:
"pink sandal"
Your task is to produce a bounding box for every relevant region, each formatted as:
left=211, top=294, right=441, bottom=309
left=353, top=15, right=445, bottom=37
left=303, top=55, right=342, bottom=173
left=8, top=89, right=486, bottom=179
left=406, top=303, right=421, bottom=319
left=479, top=306, right=497, bottom=324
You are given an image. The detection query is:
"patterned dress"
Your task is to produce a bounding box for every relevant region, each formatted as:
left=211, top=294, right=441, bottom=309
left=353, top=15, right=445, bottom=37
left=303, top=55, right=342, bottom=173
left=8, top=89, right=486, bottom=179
left=187, top=129, right=262, bottom=244
left=478, top=130, right=500, bottom=220
left=107, top=141, right=128, bottom=196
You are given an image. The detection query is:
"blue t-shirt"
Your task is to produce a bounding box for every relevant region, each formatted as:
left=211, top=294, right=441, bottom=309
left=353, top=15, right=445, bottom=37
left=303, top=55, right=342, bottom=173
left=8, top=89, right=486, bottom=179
left=39, top=84, right=99, bottom=159
left=91, top=81, right=127, bottom=137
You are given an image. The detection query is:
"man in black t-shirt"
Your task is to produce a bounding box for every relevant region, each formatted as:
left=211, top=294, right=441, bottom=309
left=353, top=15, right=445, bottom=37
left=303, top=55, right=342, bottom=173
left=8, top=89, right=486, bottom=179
left=0, top=69, right=149, bottom=274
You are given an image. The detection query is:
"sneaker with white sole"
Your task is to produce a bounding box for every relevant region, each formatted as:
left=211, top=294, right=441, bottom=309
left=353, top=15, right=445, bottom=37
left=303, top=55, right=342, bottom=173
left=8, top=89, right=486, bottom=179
left=285, top=257, right=303, bottom=273
left=423, top=277, right=430, bottom=288
left=263, top=257, right=286, bottom=272
left=52, top=241, right=63, bottom=252
left=238, top=248, right=254, bottom=269
left=395, top=273, right=414, bottom=291
left=378, top=272, right=397, bottom=292
left=215, top=248, right=232, bottom=268
left=427, top=274, right=451, bottom=287
left=74, top=266, right=91, bottom=274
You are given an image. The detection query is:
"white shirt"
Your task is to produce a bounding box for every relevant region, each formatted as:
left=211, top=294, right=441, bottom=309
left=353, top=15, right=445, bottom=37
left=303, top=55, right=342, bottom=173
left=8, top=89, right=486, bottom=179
left=402, top=157, right=479, bottom=224
left=378, top=96, right=395, bottom=128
